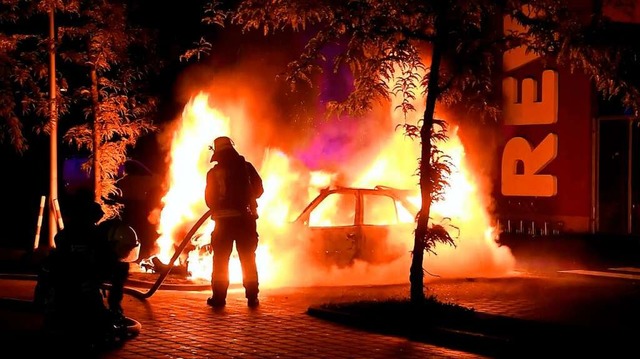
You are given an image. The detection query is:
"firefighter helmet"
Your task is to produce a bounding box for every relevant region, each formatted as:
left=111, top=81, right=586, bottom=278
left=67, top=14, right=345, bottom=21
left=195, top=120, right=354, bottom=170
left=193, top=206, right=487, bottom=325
left=107, top=222, right=140, bottom=262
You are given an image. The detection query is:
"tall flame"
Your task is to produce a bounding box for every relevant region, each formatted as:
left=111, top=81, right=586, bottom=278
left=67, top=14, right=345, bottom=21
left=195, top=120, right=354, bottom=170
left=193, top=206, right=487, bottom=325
left=148, top=71, right=515, bottom=288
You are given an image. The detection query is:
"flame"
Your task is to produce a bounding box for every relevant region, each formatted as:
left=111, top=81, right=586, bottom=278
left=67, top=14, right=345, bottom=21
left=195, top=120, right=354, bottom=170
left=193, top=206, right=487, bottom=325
left=147, top=69, right=515, bottom=288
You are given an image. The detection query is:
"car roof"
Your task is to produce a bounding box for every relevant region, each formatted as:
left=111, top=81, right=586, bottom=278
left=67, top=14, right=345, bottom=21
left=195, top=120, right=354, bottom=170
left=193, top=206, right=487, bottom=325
left=319, top=185, right=415, bottom=196
left=292, top=185, right=419, bottom=223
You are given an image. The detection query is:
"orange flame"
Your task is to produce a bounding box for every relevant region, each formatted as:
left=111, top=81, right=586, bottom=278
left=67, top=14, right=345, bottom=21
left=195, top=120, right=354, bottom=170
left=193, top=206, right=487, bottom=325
left=149, top=70, right=515, bottom=288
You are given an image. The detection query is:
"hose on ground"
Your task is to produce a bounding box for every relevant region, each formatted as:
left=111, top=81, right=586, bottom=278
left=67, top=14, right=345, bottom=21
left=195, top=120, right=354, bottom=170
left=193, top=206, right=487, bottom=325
left=123, top=210, right=212, bottom=299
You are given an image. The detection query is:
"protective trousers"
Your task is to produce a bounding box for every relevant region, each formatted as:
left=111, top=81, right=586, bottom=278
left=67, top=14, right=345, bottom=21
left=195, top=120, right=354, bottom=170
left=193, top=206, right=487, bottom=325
left=210, top=216, right=260, bottom=301
left=106, top=261, right=130, bottom=313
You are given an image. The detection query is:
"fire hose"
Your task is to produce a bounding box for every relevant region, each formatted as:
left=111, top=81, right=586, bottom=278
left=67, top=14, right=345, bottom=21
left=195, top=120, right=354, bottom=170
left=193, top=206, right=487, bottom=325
left=123, top=209, right=212, bottom=299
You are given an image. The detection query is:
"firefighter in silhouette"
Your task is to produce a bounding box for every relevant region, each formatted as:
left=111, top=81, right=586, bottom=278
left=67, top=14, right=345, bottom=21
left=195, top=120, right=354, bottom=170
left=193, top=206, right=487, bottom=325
left=205, top=136, right=264, bottom=308
left=34, top=189, right=139, bottom=348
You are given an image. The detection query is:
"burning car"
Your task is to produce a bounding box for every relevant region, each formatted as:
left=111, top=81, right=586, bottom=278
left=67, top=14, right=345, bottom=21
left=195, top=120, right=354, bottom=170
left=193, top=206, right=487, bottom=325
left=289, top=185, right=419, bottom=268
left=137, top=184, right=419, bottom=282
left=142, top=93, right=515, bottom=286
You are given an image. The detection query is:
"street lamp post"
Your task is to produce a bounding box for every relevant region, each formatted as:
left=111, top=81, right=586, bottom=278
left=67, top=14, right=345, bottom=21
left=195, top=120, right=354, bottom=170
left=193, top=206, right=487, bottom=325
left=48, top=3, right=58, bottom=248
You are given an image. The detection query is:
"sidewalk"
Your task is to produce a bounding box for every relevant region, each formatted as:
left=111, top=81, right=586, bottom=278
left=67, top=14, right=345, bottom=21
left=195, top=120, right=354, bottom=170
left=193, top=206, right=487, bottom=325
left=1, top=234, right=640, bottom=358
left=1, top=268, right=639, bottom=358
left=310, top=272, right=640, bottom=357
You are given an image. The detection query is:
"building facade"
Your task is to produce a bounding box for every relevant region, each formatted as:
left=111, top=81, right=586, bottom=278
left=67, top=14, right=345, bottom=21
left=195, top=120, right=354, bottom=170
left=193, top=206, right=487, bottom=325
left=495, top=2, right=640, bottom=237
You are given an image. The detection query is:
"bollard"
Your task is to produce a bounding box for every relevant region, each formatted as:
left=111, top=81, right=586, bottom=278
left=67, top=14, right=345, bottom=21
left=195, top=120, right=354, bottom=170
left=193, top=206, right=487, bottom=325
left=53, top=198, right=64, bottom=230
left=33, top=196, right=46, bottom=249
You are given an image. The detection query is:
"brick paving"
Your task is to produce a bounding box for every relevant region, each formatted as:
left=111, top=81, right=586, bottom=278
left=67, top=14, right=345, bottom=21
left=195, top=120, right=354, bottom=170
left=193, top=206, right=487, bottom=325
left=0, top=278, right=487, bottom=358
left=1, top=270, right=639, bottom=358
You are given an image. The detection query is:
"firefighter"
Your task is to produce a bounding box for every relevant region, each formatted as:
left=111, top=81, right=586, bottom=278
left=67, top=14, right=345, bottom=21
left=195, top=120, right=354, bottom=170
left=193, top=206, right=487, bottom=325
left=204, top=136, right=264, bottom=308
left=34, top=190, right=137, bottom=349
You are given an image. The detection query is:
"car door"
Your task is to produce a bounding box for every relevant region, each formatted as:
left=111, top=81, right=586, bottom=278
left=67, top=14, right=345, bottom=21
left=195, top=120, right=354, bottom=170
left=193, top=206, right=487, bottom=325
left=358, top=192, right=415, bottom=264
left=303, top=190, right=360, bottom=267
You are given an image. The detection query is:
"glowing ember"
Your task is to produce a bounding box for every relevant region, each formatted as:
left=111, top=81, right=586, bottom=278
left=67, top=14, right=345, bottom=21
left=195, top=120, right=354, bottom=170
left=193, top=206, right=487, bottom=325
left=147, top=70, right=515, bottom=288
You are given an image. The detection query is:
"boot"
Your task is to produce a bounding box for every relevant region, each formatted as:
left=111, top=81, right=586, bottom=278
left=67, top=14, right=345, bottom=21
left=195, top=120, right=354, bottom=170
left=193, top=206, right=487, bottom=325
left=244, top=281, right=259, bottom=308
left=247, top=296, right=259, bottom=308
left=206, top=297, right=226, bottom=308
left=208, top=280, right=229, bottom=307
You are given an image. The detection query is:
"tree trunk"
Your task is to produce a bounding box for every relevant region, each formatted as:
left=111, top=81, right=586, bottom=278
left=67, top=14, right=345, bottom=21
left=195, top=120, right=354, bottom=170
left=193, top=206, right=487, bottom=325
left=409, top=17, right=445, bottom=304
left=90, top=66, right=101, bottom=202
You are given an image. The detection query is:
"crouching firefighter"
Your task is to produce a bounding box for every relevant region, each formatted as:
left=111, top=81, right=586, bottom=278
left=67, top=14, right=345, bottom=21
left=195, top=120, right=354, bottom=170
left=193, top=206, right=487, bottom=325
left=34, top=190, right=140, bottom=349
left=205, top=136, right=264, bottom=308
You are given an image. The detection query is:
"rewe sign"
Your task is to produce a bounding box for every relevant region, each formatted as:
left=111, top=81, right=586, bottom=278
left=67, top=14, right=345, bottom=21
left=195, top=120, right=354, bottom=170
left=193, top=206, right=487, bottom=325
left=501, top=69, right=559, bottom=197
left=501, top=11, right=559, bottom=198
left=498, top=6, right=607, bottom=234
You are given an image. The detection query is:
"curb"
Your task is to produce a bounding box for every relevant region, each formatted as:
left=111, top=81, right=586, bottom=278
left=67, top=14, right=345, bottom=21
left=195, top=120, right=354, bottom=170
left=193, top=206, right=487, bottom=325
left=306, top=306, right=511, bottom=357
left=307, top=305, right=637, bottom=357
left=0, top=272, right=220, bottom=292
left=0, top=273, right=37, bottom=280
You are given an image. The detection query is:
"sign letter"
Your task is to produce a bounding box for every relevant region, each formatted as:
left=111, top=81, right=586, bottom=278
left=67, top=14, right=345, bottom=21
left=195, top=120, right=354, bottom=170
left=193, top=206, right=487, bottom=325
left=503, top=70, right=558, bottom=125
left=501, top=134, right=558, bottom=196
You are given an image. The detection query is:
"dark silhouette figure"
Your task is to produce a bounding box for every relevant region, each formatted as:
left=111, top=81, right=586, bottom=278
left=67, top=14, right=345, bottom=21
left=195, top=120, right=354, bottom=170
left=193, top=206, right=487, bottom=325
left=34, top=190, right=138, bottom=350
left=204, top=136, right=264, bottom=308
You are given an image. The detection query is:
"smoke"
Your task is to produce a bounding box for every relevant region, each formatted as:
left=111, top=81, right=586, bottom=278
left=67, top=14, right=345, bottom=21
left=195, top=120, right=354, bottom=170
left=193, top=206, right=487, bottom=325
left=170, top=30, right=318, bottom=163
left=153, top=33, right=516, bottom=288
left=170, top=29, right=394, bottom=177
